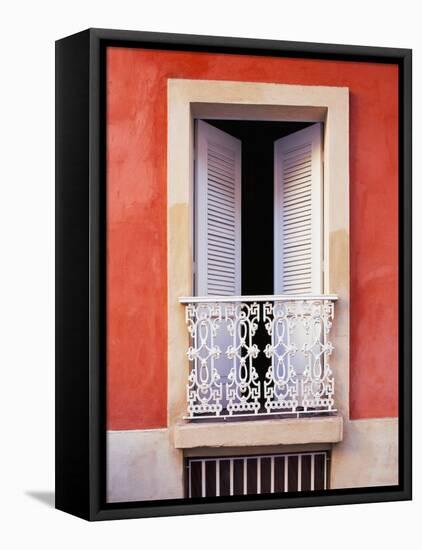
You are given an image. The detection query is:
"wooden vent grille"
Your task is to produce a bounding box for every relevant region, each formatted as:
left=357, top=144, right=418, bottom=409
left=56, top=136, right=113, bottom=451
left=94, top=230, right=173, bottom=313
left=187, top=451, right=328, bottom=498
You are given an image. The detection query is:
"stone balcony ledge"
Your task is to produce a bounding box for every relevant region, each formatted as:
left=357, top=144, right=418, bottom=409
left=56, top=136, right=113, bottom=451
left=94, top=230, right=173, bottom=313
left=173, top=414, right=343, bottom=449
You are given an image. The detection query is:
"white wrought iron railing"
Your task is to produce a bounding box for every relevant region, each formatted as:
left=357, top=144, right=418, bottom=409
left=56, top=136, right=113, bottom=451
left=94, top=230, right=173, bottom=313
left=179, top=294, right=338, bottom=420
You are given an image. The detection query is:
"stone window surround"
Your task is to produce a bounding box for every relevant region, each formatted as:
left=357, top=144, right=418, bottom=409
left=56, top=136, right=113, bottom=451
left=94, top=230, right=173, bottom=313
left=167, top=79, right=350, bottom=448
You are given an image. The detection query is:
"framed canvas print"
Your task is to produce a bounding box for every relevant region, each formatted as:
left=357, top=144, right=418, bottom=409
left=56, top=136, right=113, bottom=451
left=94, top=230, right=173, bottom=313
left=55, top=28, right=412, bottom=520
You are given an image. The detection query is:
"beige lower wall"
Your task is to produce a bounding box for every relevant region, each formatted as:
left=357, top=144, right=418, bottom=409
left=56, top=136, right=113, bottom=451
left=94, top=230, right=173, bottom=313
left=107, top=417, right=398, bottom=501
left=330, top=417, right=398, bottom=489
left=107, top=429, right=184, bottom=503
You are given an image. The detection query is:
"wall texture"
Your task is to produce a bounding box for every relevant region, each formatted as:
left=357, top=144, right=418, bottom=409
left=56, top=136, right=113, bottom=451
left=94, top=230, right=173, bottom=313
left=107, top=47, right=398, bottom=430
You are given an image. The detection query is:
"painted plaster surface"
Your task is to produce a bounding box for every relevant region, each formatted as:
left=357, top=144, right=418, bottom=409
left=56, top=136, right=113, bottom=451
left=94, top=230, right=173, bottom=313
left=331, top=418, right=398, bottom=488
left=107, top=429, right=183, bottom=502
left=106, top=50, right=399, bottom=502
left=107, top=48, right=398, bottom=429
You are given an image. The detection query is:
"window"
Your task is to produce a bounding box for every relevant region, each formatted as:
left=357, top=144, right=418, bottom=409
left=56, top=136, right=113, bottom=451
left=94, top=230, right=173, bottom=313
left=187, top=451, right=328, bottom=498
left=169, top=78, right=348, bottom=426
left=190, top=119, right=327, bottom=416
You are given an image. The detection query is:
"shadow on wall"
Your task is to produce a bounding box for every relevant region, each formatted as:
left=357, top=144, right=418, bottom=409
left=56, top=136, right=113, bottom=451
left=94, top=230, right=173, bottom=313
left=25, top=491, right=55, bottom=508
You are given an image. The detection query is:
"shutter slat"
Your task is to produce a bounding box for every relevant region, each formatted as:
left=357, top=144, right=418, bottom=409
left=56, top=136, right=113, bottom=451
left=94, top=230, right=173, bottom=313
left=209, top=225, right=236, bottom=239
left=283, top=162, right=312, bottom=176
left=208, top=264, right=236, bottom=276
left=284, top=154, right=312, bottom=170
left=208, top=211, right=236, bottom=227
left=208, top=193, right=235, bottom=210
left=283, top=256, right=312, bottom=267
left=283, top=167, right=312, bottom=180
left=208, top=144, right=235, bottom=163
left=284, top=250, right=312, bottom=260
left=283, top=203, right=312, bottom=216
left=209, top=148, right=235, bottom=164
left=283, top=187, right=312, bottom=201
left=283, top=213, right=313, bottom=227
left=208, top=181, right=236, bottom=196
left=208, top=232, right=237, bottom=244
left=283, top=221, right=312, bottom=232
left=208, top=157, right=236, bottom=175
left=208, top=155, right=235, bottom=172
left=208, top=241, right=235, bottom=253
left=208, top=257, right=236, bottom=267
left=283, top=196, right=312, bottom=208
left=284, top=231, right=311, bottom=244
left=208, top=167, right=236, bottom=185
left=283, top=172, right=313, bottom=187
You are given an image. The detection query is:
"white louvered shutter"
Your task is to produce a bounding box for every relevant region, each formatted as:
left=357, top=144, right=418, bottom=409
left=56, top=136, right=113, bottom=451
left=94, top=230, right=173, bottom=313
left=274, top=123, right=323, bottom=294
left=195, top=120, right=241, bottom=296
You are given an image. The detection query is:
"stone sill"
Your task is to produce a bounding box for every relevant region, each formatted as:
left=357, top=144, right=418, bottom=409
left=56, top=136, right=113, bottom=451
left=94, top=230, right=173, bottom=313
left=173, top=415, right=343, bottom=449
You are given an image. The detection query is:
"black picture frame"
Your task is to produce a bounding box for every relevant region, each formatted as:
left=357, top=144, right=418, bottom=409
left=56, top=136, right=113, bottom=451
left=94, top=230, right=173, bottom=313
left=55, top=28, right=412, bottom=521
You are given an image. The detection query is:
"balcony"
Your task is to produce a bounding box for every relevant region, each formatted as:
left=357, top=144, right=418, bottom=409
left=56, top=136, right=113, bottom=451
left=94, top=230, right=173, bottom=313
left=179, top=294, right=338, bottom=421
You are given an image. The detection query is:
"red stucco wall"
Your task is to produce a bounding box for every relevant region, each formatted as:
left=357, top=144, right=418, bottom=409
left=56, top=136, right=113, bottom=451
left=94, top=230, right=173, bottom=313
left=107, top=47, right=398, bottom=430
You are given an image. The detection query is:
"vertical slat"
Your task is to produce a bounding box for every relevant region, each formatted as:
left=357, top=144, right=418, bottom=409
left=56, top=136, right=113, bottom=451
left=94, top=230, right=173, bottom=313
left=230, top=459, right=234, bottom=496
left=324, top=454, right=327, bottom=490
left=243, top=458, right=247, bottom=495
left=257, top=457, right=261, bottom=494
left=284, top=456, right=288, bottom=492
left=216, top=459, right=220, bottom=497
left=311, top=453, right=315, bottom=491
left=298, top=454, right=302, bottom=492
left=188, top=462, right=192, bottom=498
